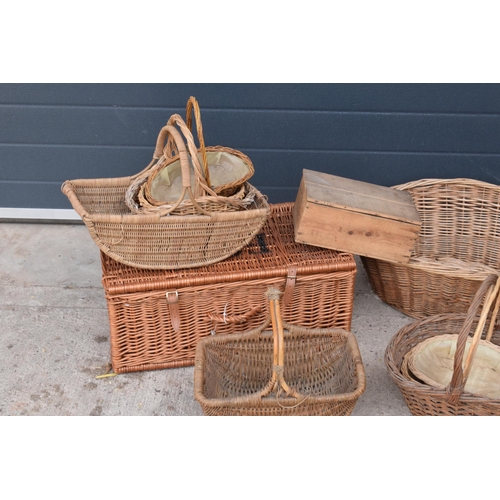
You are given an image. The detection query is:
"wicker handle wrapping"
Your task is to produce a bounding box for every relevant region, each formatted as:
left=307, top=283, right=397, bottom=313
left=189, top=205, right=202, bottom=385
left=447, top=274, right=500, bottom=402
left=164, top=113, right=214, bottom=199
left=155, top=125, right=192, bottom=189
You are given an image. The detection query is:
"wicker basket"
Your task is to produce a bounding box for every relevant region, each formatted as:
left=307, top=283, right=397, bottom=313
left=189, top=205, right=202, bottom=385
left=362, top=178, right=500, bottom=318
left=385, top=274, right=500, bottom=415
left=101, top=202, right=357, bottom=374
left=150, top=96, right=254, bottom=199
left=125, top=112, right=255, bottom=215
left=194, top=288, right=366, bottom=416
left=129, top=96, right=254, bottom=208
left=61, top=116, right=269, bottom=269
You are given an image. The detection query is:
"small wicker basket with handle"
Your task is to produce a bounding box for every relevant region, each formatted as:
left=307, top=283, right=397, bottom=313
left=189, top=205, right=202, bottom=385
left=194, top=288, right=365, bottom=416
left=385, top=273, right=500, bottom=415
left=125, top=116, right=255, bottom=216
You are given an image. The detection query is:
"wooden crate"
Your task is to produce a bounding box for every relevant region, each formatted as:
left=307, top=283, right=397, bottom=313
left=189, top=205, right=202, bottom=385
left=293, top=169, right=421, bottom=264
left=101, top=203, right=357, bottom=373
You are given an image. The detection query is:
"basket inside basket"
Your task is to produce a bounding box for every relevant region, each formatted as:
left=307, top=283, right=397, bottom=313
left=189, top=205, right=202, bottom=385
left=407, top=334, right=500, bottom=399
left=149, top=149, right=252, bottom=203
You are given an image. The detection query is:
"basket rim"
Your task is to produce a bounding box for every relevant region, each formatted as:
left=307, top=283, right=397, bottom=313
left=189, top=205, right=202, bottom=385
left=193, top=325, right=366, bottom=409
left=62, top=177, right=270, bottom=224
left=393, top=177, right=500, bottom=192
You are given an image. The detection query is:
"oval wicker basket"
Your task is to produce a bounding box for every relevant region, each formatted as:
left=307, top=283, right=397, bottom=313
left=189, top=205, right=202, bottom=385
left=62, top=174, right=269, bottom=270
left=362, top=178, right=500, bottom=318
left=385, top=274, right=500, bottom=416
left=62, top=107, right=270, bottom=269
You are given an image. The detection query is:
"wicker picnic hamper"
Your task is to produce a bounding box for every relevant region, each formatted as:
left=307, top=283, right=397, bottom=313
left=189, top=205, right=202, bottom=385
left=385, top=274, right=500, bottom=415
left=362, top=178, right=500, bottom=318
left=61, top=106, right=269, bottom=270
left=194, top=288, right=366, bottom=416
left=101, top=203, right=357, bottom=374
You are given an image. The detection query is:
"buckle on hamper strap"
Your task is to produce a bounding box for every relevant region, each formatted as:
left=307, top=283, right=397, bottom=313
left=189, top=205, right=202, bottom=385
left=283, top=267, right=297, bottom=308
left=166, top=291, right=179, bottom=301
left=165, top=291, right=180, bottom=332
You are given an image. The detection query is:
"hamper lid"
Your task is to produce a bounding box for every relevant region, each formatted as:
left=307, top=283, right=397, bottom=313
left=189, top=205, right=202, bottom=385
left=101, top=202, right=356, bottom=296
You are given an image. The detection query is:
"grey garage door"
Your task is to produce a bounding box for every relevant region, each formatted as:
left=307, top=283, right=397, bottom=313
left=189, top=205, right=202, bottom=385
left=1, top=83, right=500, bottom=219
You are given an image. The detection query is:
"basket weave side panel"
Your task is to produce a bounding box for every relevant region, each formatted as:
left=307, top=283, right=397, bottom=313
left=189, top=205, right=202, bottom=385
left=63, top=179, right=132, bottom=216
left=63, top=176, right=270, bottom=270
left=195, top=328, right=364, bottom=416
left=361, top=257, right=483, bottom=318
left=385, top=314, right=500, bottom=415
left=92, top=213, right=268, bottom=270
left=406, top=181, right=500, bottom=267
left=107, top=270, right=355, bottom=373
left=199, top=400, right=359, bottom=416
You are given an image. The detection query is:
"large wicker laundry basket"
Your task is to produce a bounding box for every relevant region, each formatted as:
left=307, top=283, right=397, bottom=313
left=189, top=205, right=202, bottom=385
left=362, top=178, right=500, bottom=318
left=194, top=288, right=366, bottom=416
left=385, top=274, right=500, bottom=416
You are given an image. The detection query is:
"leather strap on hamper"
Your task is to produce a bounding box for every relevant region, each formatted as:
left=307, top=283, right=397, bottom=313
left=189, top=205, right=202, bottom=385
left=166, top=291, right=181, bottom=332
left=283, top=267, right=297, bottom=308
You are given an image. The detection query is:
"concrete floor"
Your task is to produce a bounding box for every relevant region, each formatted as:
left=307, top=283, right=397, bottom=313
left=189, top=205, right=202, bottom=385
left=0, top=221, right=413, bottom=416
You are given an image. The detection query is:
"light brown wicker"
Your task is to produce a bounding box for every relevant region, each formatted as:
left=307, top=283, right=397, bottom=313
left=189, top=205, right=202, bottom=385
left=385, top=273, right=500, bottom=415
left=362, top=178, right=500, bottom=318
left=101, top=203, right=357, bottom=374
left=61, top=118, right=269, bottom=269
left=140, top=96, right=254, bottom=203
left=125, top=118, right=254, bottom=215
left=194, top=288, right=366, bottom=416
left=184, top=96, right=254, bottom=197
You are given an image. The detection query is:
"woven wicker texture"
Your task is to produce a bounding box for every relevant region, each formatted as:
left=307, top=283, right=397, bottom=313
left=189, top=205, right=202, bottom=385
left=159, top=96, right=255, bottom=196
left=194, top=289, right=365, bottom=416
left=62, top=172, right=269, bottom=270
left=362, top=178, right=500, bottom=318
left=126, top=113, right=254, bottom=216
left=385, top=274, right=500, bottom=415
left=101, top=203, right=356, bottom=374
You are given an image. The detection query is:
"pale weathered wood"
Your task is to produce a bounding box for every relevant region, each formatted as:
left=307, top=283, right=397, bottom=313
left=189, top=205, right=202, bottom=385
left=293, top=169, right=421, bottom=264
left=301, top=169, right=420, bottom=223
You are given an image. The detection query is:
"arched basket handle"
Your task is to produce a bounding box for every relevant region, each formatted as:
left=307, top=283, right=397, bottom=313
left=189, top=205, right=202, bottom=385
left=447, top=273, right=500, bottom=403
left=143, top=124, right=211, bottom=216
left=185, top=96, right=210, bottom=188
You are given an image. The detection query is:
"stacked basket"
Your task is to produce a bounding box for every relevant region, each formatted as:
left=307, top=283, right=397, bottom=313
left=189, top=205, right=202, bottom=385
left=62, top=96, right=270, bottom=270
